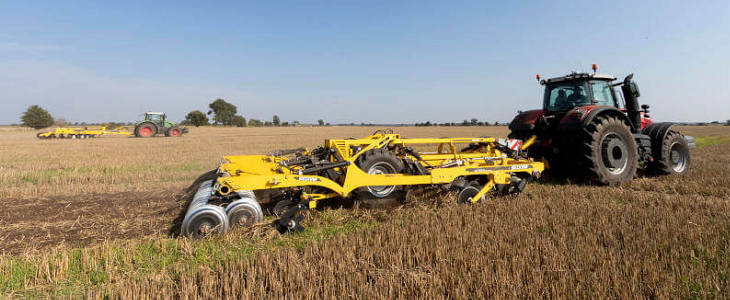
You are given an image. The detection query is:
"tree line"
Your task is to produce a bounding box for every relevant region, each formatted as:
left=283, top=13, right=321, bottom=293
left=415, top=118, right=503, bottom=127
left=183, top=99, right=328, bottom=127
left=16, top=103, right=730, bottom=129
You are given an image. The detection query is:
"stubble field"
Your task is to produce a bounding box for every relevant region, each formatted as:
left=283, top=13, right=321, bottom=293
left=0, top=125, right=728, bottom=298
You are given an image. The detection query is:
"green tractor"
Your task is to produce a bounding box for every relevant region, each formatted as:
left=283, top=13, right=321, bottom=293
left=134, top=112, right=188, bottom=138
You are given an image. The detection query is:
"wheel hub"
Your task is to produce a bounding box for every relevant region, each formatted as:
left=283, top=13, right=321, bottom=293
left=366, top=162, right=397, bottom=197
left=669, top=142, right=688, bottom=173
left=601, top=133, right=628, bottom=175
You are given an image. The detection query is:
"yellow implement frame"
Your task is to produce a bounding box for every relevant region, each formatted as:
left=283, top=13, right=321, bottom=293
left=37, top=126, right=132, bottom=139
left=216, top=133, right=544, bottom=206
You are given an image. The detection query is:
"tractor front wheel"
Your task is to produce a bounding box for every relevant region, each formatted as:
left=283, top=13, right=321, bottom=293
left=165, top=127, right=182, bottom=137
left=576, top=115, right=638, bottom=185
left=650, top=130, right=691, bottom=175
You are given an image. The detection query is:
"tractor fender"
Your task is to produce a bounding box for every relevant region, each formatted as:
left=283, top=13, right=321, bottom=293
left=136, top=121, right=158, bottom=129
left=508, top=109, right=546, bottom=132
left=558, top=106, right=632, bottom=132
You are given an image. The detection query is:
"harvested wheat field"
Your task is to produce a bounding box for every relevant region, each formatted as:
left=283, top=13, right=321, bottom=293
left=1, top=125, right=729, bottom=298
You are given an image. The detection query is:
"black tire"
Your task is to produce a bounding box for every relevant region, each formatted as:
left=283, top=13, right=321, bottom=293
left=36, top=133, right=47, bottom=139
left=457, top=181, right=486, bottom=204
left=352, top=148, right=406, bottom=206
left=165, top=127, right=183, bottom=137
left=134, top=122, right=157, bottom=137
left=272, top=199, right=296, bottom=216
left=575, top=115, right=638, bottom=185
left=650, top=130, right=691, bottom=175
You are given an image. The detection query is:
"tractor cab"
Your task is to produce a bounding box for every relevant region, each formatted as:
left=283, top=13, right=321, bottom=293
left=145, top=112, right=166, bottom=123
left=541, top=72, right=619, bottom=112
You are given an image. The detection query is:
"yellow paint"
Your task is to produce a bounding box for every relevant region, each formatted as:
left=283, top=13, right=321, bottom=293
left=215, top=133, right=545, bottom=204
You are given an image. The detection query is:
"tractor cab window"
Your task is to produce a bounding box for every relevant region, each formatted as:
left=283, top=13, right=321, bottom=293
left=544, top=82, right=590, bottom=111
left=590, top=80, right=616, bottom=107
left=147, top=114, right=163, bottom=122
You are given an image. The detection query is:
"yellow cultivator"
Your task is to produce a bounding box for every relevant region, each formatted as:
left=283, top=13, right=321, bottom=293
left=36, top=126, right=132, bottom=139
left=182, top=130, right=544, bottom=237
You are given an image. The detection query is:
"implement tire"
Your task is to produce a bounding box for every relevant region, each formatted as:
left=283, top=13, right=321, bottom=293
left=353, top=148, right=405, bottom=207
left=574, top=115, right=637, bottom=185
left=650, top=130, right=691, bottom=175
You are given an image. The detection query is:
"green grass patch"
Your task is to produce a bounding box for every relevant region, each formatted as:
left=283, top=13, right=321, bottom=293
left=694, top=136, right=730, bottom=148
left=0, top=209, right=378, bottom=296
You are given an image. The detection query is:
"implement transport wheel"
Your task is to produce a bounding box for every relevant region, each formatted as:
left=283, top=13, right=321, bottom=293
left=576, top=115, right=638, bottom=185
left=353, top=148, right=406, bottom=207
left=135, top=123, right=156, bottom=137
left=650, top=130, right=691, bottom=175
left=457, top=181, right=486, bottom=204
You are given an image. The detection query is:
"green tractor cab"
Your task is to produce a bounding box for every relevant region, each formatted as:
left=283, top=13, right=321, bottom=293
left=134, top=112, right=188, bottom=138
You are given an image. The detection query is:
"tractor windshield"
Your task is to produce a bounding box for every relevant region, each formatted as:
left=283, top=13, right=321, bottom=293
left=544, top=81, right=591, bottom=111
left=147, top=114, right=163, bottom=122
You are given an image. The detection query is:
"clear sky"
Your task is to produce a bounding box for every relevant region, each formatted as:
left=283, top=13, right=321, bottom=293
left=1, top=1, right=728, bottom=124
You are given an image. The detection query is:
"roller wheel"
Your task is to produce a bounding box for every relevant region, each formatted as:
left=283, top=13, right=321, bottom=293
left=226, top=197, right=264, bottom=227
left=135, top=123, right=157, bottom=137
left=353, top=148, right=406, bottom=206
left=165, top=127, right=182, bottom=137
left=575, top=115, right=638, bottom=185
left=457, top=181, right=486, bottom=204
left=650, top=130, right=691, bottom=175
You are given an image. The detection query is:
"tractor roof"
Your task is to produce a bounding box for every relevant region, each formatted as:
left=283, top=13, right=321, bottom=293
left=544, top=72, right=616, bottom=84
left=146, top=112, right=165, bottom=115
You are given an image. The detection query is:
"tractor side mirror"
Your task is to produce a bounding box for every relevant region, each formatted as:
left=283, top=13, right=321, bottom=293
left=641, top=104, right=650, bottom=113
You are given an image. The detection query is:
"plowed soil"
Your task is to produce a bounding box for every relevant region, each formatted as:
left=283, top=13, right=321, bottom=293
left=0, top=189, right=187, bottom=255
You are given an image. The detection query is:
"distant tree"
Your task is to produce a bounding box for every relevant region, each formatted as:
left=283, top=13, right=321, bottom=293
left=21, top=105, right=54, bottom=129
left=207, top=99, right=237, bottom=125
left=185, top=110, right=209, bottom=127
left=461, top=120, right=469, bottom=126
left=470, top=118, right=478, bottom=126
left=232, top=115, right=247, bottom=127
left=264, top=121, right=272, bottom=126
left=54, top=118, right=68, bottom=127
left=318, top=119, right=325, bottom=126
left=281, top=121, right=289, bottom=127
left=726, top=119, right=730, bottom=126
left=248, top=119, right=263, bottom=127
left=272, top=115, right=280, bottom=126
left=425, top=121, right=432, bottom=126
left=326, top=122, right=331, bottom=126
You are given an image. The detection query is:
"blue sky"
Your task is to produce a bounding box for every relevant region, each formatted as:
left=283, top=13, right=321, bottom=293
left=1, top=1, right=728, bottom=124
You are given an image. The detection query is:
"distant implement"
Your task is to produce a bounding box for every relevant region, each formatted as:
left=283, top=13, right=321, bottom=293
left=36, top=126, right=132, bottom=139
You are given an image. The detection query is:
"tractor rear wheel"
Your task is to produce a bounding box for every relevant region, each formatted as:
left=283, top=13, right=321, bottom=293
left=135, top=123, right=157, bottom=137
left=353, top=148, right=406, bottom=207
left=576, top=115, right=638, bottom=185
left=650, top=130, right=691, bottom=175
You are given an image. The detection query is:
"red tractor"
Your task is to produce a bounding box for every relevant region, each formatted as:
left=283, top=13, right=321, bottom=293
left=508, top=65, right=694, bottom=185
